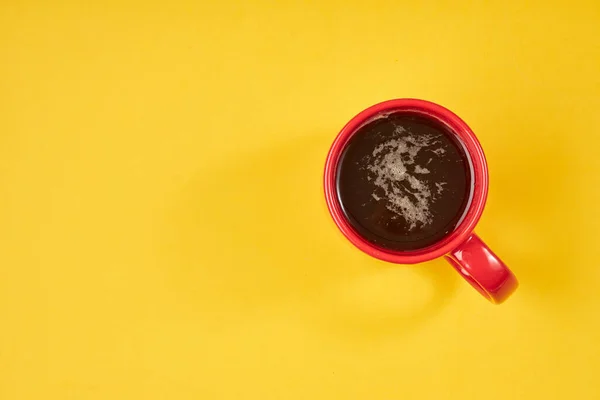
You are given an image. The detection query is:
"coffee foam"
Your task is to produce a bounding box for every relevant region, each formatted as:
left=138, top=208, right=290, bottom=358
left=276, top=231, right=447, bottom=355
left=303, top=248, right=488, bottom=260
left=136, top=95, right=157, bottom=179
left=365, top=125, right=447, bottom=230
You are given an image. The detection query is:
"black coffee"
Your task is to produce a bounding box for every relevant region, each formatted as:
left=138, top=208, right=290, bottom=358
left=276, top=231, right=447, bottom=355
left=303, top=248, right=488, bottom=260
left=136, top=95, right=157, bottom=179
left=336, top=112, right=472, bottom=251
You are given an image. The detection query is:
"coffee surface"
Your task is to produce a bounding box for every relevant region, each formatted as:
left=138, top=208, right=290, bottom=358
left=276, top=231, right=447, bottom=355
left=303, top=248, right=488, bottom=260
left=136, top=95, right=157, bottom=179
left=336, top=112, right=472, bottom=251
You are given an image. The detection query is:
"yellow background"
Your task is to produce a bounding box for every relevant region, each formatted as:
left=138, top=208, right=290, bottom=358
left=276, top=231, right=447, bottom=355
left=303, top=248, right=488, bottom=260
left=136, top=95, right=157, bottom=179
left=1, top=1, right=599, bottom=399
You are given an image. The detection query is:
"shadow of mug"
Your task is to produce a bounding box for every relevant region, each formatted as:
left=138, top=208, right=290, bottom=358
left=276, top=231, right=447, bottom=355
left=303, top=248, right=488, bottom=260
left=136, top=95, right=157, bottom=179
left=156, top=134, right=458, bottom=337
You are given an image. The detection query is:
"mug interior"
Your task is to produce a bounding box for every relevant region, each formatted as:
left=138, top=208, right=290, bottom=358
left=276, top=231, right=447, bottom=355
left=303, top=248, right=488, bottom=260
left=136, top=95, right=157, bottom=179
left=324, top=99, right=488, bottom=264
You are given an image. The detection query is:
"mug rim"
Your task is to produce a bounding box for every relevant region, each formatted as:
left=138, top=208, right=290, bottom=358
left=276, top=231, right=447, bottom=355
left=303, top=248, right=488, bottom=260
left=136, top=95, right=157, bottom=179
left=324, top=98, right=489, bottom=264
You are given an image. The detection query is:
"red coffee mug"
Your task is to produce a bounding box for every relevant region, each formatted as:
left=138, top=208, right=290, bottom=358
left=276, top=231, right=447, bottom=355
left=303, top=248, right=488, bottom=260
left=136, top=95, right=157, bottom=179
left=324, top=99, right=518, bottom=304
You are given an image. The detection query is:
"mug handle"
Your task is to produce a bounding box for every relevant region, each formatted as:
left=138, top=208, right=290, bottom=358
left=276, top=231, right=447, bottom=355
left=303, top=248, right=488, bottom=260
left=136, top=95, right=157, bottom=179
left=444, top=234, right=518, bottom=304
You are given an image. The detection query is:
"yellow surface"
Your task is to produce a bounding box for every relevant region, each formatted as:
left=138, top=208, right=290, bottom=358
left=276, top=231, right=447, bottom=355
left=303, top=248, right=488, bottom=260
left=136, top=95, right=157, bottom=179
left=1, top=1, right=599, bottom=399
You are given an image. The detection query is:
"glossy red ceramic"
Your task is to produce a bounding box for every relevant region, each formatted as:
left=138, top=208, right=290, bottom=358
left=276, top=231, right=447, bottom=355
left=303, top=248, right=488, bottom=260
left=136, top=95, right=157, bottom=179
left=324, top=99, right=517, bottom=304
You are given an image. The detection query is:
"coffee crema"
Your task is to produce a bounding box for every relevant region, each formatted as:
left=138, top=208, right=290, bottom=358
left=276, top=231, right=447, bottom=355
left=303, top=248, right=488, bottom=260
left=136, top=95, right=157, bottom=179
left=336, top=112, right=473, bottom=251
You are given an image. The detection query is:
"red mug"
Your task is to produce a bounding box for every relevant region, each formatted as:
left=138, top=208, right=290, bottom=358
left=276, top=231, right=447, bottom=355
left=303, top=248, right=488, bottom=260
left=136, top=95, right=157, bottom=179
left=324, top=99, right=518, bottom=304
